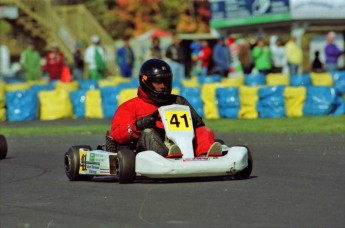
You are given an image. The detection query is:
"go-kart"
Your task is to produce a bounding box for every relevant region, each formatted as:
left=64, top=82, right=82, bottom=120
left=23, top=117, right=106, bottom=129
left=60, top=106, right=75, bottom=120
left=64, top=104, right=253, bottom=183
left=0, top=134, right=8, bottom=160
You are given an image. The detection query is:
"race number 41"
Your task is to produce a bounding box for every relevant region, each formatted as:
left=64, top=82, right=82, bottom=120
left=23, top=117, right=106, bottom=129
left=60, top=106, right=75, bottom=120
left=165, top=110, right=192, bottom=131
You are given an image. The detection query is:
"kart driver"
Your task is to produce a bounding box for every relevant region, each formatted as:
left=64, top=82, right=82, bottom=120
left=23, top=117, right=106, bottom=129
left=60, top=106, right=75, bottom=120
left=110, top=58, right=222, bottom=157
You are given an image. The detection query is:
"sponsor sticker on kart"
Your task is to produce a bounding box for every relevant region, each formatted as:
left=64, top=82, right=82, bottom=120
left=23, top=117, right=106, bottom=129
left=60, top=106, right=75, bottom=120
left=79, top=149, right=110, bottom=175
left=164, top=110, right=192, bottom=131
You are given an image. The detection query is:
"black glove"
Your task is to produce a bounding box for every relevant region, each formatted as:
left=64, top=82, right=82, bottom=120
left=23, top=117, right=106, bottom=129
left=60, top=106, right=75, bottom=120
left=135, top=110, right=159, bottom=130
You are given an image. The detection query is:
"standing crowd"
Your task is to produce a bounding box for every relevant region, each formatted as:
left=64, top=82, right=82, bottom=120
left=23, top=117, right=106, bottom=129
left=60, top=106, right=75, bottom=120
left=1, top=31, right=344, bottom=83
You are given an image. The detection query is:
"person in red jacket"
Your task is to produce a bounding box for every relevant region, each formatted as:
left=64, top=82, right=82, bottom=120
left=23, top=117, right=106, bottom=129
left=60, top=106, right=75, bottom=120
left=110, top=59, right=222, bottom=157
left=43, top=43, right=64, bottom=81
left=197, top=40, right=212, bottom=77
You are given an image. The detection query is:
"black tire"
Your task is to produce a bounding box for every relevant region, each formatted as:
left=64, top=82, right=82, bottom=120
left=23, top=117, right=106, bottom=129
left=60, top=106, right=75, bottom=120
left=0, top=135, right=8, bottom=160
left=234, top=146, right=253, bottom=180
left=117, top=149, right=136, bottom=184
left=64, top=145, right=94, bottom=181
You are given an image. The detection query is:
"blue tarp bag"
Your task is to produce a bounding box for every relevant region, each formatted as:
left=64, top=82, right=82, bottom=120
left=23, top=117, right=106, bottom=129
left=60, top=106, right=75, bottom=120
left=180, top=87, right=204, bottom=117
left=331, top=71, right=345, bottom=94
left=333, top=96, right=345, bottom=115
left=216, top=87, right=240, bottom=118
left=290, top=74, right=311, bottom=87
left=70, top=90, right=86, bottom=118
left=101, top=87, right=122, bottom=118
left=303, top=86, right=343, bottom=115
left=78, top=80, right=99, bottom=91
left=31, top=84, right=53, bottom=94
left=118, top=81, right=139, bottom=90
left=6, top=90, right=38, bottom=121
left=257, top=86, right=285, bottom=118
left=198, top=74, right=222, bottom=84
left=244, top=73, right=266, bottom=86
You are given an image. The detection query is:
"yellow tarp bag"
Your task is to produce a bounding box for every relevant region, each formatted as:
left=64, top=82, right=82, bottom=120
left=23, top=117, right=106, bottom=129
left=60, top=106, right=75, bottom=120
left=0, top=81, right=6, bottom=93
left=54, top=81, right=79, bottom=92
left=266, top=73, right=289, bottom=86
left=118, top=88, right=138, bottom=106
left=0, top=82, right=5, bottom=108
left=221, top=75, right=244, bottom=87
left=0, top=92, right=4, bottom=108
left=108, top=76, right=131, bottom=83
left=310, top=72, right=333, bottom=86
left=85, top=90, right=103, bottom=119
left=0, top=108, right=6, bottom=121
left=98, top=79, right=119, bottom=88
left=6, top=83, right=30, bottom=91
left=239, top=86, right=259, bottom=119
left=181, top=76, right=200, bottom=88
left=201, top=83, right=221, bottom=119
left=39, top=89, right=73, bottom=120
left=172, top=88, right=179, bottom=95
left=284, top=86, right=306, bottom=117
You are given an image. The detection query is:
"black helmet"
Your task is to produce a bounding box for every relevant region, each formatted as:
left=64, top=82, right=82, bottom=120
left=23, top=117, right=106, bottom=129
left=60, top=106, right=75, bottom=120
left=139, top=59, right=173, bottom=103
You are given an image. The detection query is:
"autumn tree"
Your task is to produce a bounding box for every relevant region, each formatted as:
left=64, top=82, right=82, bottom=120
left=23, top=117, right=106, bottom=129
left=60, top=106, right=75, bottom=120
left=84, top=0, right=210, bottom=39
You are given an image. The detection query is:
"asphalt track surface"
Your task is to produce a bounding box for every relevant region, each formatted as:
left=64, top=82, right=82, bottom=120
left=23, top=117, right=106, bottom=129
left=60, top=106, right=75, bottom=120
left=1, top=120, right=345, bottom=227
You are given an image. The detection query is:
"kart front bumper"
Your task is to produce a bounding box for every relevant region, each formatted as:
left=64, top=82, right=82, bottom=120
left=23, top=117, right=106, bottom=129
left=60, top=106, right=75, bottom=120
left=135, top=146, right=248, bottom=178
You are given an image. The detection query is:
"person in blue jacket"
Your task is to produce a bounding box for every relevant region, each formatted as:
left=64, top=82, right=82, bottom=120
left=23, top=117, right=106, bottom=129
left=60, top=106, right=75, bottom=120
left=212, top=35, right=231, bottom=77
left=116, top=37, right=135, bottom=78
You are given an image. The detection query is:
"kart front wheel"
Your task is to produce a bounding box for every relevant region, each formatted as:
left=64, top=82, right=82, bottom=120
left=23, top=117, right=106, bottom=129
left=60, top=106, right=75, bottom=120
left=64, top=145, right=93, bottom=181
left=0, top=135, right=8, bottom=160
left=234, top=147, right=253, bottom=180
left=116, top=150, right=135, bottom=184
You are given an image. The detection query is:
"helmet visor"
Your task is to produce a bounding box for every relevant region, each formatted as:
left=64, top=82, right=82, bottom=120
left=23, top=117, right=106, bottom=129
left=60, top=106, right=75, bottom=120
left=146, top=74, right=172, bottom=93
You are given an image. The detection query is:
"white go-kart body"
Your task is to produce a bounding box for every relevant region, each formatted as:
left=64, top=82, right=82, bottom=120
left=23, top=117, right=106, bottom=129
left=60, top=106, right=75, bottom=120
left=64, top=105, right=252, bottom=183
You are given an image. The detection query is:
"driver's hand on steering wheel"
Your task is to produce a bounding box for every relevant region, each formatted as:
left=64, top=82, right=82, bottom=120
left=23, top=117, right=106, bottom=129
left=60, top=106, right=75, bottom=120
left=135, top=110, right=159, bottom=130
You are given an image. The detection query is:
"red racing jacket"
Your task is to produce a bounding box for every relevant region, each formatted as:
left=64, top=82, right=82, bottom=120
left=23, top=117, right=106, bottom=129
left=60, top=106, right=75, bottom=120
left=110, top=87, right=216, bottom=156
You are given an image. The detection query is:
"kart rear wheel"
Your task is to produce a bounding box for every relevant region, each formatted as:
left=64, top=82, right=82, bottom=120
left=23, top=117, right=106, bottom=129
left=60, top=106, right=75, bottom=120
left=116, top=149, right=135, bottom=184
left=234, top=146, right=253, bottom=180
left=64, top=145, right=93, bottom=181
left=0, top=135, right=8, bottom=160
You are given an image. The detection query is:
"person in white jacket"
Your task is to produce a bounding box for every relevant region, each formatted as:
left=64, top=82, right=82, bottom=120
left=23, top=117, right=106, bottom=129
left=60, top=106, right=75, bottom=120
left=270, top=36, right=287, bottom=73
left=84, top=35, right=106, bottom=80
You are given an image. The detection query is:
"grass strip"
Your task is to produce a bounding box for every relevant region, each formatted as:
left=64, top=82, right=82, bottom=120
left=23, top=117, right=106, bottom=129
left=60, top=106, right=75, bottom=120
left=0, top=115, right=344, bottom=135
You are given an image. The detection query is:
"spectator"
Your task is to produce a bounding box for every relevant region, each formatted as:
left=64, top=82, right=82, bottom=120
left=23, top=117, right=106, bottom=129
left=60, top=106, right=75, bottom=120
left=190, top=40, right=202, bottom=76
left=252, top=37, right=272, bottom=75
left=270, top=36, right=287, bottom=73
left=20, top=39, right=42, bottom=81
left=311, top=51, right=324, bottom=72
left=72, top=41, right=84, bottom=81
left=324, top=31, right=345, bottom=72
left=85, top=35, right=106, bottom=80
left=166, top=33, right=186, bottom=80
left=237, top=39, right=253, bottom=74
left=43, top=43, right=64, bottom=81
left=285, top=36, right=303, bottom=75
left=212, top=35, right=231, bottom=77
left=116, top=36, right=135, bottom=78
left=146, top=37, right=162, bottom=59
left=0, top=44, right=11, bottom=79
left=196, top=40, right=212, bottom=77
